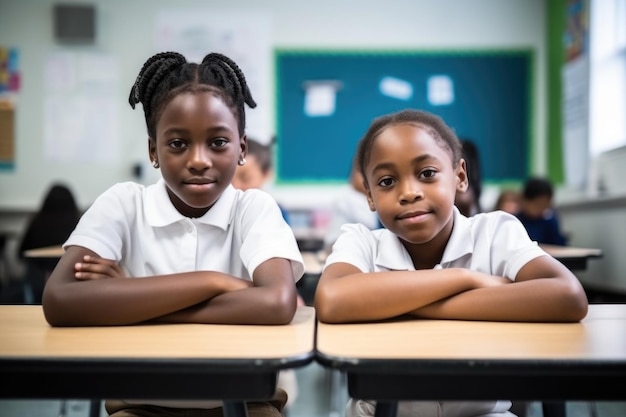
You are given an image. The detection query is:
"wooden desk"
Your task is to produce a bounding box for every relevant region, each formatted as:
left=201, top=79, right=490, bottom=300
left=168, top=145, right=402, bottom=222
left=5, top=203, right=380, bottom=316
left=22, top=245, right=64, bottom=259
left=541, top=244, right=603, bottom=271
left=316, top=304, right=626, bottom=417
left=0, top=305, right=316, bottom=417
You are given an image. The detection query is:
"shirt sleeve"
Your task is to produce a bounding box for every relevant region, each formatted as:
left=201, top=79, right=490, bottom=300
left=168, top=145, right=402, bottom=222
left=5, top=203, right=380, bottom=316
left=488, top=213, right=549, bottom=280
left=63, top=183, right=133, bottom=260
left=237, top=190, right=305, bottom=281
left=324, top=223, right=377, bottom=273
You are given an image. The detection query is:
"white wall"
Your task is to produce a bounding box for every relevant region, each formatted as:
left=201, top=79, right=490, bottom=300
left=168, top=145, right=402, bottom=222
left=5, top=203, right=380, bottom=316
left=0, top=0, right=546, bottom=213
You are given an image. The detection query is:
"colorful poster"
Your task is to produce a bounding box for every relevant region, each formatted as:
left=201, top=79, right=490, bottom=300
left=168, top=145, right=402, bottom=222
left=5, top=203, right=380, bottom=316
left=564, top=0, right=588, bottom=62
left=562, top=0, right=590, bottom=190
left=0, top=47, right=20, bottom=94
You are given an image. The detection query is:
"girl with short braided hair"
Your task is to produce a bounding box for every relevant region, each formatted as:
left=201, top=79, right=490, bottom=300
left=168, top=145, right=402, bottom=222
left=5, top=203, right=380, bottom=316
left=43, top=51, right=303, bottom=417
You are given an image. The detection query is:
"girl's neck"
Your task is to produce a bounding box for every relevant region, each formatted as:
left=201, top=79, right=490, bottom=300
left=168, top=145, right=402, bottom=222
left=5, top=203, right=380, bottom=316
left=401, top=219, right=454, bottom=270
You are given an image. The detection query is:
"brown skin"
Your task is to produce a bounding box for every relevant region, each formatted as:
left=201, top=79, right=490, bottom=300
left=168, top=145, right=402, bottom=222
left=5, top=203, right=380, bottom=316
left=315, top=124, right=588, bottom=324
left=43, top=92, right=298, bottom=327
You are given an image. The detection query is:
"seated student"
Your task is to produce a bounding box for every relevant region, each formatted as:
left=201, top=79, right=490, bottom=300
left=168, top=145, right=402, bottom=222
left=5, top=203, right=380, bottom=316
left=454, top=139, right=482, bottom=217
left=515, top=177, right=567, bottom=246
left=18, top=182, right=81, bottom=303
left=324, top=154, right=381, bottom=252
left=42, top=51, right=304, bottom=417
left=494, top=189, right=521, bottom=215
left=232, top=136, right=290, bottom=223
left=314, top=109, right=588, bottom=417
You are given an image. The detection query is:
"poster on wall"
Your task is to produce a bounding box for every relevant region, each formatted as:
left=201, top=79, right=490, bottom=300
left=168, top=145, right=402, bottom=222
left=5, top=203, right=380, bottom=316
left=0, top=46, right=20, bottom=94
left=0, top=46, right=20, bottom=170
left=155, top=10, right=272, bottom=145
left=562, top=0, right=590, bottom=190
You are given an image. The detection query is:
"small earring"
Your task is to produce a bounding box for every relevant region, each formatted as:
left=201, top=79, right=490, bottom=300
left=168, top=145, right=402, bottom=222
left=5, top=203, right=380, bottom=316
left=238, top=158, right=246, bottom=166
left=152, top=160, right=159, bottom=168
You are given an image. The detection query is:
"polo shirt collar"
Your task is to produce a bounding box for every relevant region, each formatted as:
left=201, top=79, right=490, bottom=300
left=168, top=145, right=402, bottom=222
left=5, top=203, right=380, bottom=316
left=145, top=178, right=236, bottom=230
left=375, top=207, right=473, bottom=270
left=443, top=207, right=473, bottom=264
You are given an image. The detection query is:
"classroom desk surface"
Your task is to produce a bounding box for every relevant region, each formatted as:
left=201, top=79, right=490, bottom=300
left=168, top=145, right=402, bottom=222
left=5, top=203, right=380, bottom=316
left=316, top=304, right=626, bottom=405
left=0, top=305, right=316, bottom=414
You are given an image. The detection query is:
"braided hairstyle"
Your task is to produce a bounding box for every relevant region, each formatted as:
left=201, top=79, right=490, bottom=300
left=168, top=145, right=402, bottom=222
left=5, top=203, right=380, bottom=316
left=128, top=51, right=257, bottom=139
left=356, top=109, right=463, bottom=186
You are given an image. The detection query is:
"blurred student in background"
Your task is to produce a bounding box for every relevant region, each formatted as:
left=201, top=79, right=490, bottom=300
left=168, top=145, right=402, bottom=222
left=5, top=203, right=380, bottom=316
left=455, top=139, right=482, bottom=217
left=324, top=153, right=381, bottom=252
left=494, top=189, right=521, bottom=215
left=232, top=136, right=290, bottom=224
left=18, top=182, right=81, bottom=303
left=515, top=177, right=567, bottom=246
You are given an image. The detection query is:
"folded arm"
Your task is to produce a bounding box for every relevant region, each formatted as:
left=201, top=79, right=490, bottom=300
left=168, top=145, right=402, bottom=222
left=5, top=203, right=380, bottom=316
left=153, top=257, right=298, bottom=325
left=314, top=262, right=508, bottom=323
left=315, top=255, right=588, bottom=324
left=42, top=245, right=296, bottom=326
left=410, top=255, right=588, bottom=322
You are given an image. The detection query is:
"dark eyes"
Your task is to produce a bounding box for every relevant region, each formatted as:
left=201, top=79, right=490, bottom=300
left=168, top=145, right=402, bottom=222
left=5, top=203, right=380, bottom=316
left=421, top=168, right=437, bottom=179
left=212, top=138, right=228, bottom=148
left=376, top=168, right=438, bottom=188
left=167, top=137, right=229, bottom=150
left=377, top=177, right=395, bottom=188
left=168, top=139, right=186, bottom=150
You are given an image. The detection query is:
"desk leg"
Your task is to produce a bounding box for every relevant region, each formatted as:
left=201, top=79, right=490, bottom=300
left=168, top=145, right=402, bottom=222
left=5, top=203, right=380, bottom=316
left=89, top=399, right=101, bottom=417
left=374, top=401, right=398, bottom=417
left=542, top=401, right=566, bottom=417
left=223, top=401, right=248, bottom=417
left=329, top=369, right=347, bottom=417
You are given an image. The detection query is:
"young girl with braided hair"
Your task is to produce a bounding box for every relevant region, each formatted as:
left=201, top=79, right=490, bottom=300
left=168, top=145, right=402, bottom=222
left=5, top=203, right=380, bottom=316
left=42, top=51, right=304, bottom=417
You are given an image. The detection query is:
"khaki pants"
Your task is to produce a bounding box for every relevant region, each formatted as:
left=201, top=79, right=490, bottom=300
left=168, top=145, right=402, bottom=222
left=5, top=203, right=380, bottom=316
left=105, top=389, right=288, bottom=417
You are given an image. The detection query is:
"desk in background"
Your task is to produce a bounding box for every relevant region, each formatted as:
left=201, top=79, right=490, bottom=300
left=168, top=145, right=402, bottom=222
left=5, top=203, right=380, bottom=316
left=21, top=245, right=65, bottom=304
left=22, top=245, right=64, bottom=259
left=540, top=244, right=603, bottom=271
left=24, top=243, right=601, bottom=274
left=0, top=305, right=316, bottom=417
left=316, top=304, right=626, bottom=417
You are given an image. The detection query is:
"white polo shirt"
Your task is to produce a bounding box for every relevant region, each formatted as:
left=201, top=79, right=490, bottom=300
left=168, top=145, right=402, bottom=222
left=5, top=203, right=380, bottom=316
left=325, top=206, right=547, bottom=280
left=65, top=179, right=304, bottom=282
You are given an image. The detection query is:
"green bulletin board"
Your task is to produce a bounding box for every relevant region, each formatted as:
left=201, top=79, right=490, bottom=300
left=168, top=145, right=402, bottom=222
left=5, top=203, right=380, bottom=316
left=275, top=49, right=532, bottom=184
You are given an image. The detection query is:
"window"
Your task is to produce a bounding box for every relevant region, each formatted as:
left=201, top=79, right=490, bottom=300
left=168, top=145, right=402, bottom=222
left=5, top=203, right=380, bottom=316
left=589, top=0, right=626, bottom=156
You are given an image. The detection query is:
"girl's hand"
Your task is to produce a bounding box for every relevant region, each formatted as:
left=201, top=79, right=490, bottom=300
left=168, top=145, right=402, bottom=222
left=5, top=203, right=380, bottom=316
left=74, top=255, right=125, bottom=280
